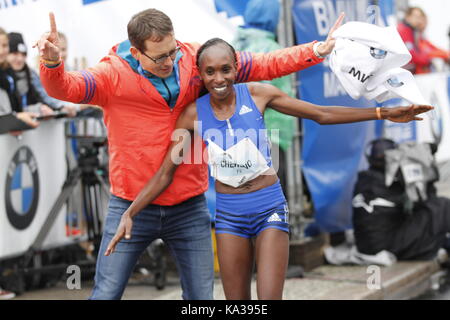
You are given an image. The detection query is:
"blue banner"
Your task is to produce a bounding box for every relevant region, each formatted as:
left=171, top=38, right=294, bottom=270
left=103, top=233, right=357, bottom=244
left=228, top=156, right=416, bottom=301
left=293, top=0, right=384, bottom=232
left=214, top=0, right=250, bottom=17
left=82, top=0, right=108, bottom=5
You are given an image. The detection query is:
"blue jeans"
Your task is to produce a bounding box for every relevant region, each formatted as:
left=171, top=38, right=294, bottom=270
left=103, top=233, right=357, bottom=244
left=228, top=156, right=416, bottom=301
left=89, top=194, right=214, bottom=300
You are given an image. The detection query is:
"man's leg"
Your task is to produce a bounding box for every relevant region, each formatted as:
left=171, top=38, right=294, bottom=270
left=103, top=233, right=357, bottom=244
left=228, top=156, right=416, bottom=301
left=89, top=196, right=159, bottom=300
left=162, top=195, right=214, bottom=300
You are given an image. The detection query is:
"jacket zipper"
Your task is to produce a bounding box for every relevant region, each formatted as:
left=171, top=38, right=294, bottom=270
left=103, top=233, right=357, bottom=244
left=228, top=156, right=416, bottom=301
left=161, top=78, right=172, bottom=110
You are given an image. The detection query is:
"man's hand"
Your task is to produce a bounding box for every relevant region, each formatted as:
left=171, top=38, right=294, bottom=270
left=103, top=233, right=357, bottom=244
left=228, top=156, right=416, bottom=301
left=62, top=105, right=78, bottom=118
left=40, top=104, right=55, bottom=116
left=33, top=12, right=61, bottom=62
left=387, top=104, right=433, bottom=123
left=16, top=112, right=39, bottom=128
left=317, top=12, right=345, bottom=57
left=104, top=212, right=134, bottom=256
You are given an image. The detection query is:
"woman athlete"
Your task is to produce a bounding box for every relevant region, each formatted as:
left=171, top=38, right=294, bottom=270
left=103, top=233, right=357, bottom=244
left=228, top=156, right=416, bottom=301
left=105, top=38, right=432, bottom=300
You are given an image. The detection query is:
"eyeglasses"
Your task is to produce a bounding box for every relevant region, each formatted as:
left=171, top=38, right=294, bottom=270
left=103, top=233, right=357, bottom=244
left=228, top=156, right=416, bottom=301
left=140, top=46, right=181, bottom=64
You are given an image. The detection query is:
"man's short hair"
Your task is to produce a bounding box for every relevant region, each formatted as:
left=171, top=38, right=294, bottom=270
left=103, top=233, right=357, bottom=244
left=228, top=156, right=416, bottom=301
left=127, top=8, right=174, bottom=51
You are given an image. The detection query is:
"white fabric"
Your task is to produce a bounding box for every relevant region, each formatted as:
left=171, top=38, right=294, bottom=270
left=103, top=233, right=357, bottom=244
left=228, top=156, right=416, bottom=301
left=365, top=68, right=429, bottom=105
left=324, top=244, right=397, bottom=267
left=207, top=137, right=270, bottom=188
left=332, top=22, right=411, bottom=69
left=329, top=38, right=386, bottom=99
left=329, top=21, right=429, bottom=105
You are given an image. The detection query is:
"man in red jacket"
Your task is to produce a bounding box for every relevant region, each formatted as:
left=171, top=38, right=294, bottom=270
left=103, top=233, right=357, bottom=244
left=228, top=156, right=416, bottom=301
left=36, top=9, right=343, bottom=300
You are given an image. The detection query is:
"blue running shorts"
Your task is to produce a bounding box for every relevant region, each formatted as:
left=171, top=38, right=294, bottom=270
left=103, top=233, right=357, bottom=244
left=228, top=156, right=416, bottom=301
left=215, top=181, right=290, bottom=238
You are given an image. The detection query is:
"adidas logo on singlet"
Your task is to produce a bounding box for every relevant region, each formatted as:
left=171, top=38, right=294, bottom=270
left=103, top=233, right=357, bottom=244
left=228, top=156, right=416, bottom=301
left=268, top=213, right=282, bottom=223
left=239, top=104, right=253, bottom=115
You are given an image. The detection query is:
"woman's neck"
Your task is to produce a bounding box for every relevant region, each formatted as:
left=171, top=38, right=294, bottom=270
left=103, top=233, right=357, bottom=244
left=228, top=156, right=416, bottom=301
left=210, top=90, right=236, bottom=120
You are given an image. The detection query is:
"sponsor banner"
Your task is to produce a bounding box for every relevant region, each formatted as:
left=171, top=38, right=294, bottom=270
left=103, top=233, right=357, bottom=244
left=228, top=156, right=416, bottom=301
left=0, top=121, right=67, bottom=260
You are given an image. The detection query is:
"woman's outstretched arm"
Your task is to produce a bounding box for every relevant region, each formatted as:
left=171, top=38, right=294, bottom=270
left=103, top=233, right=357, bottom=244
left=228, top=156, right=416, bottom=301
left=104, top=103, right=198, bottom=256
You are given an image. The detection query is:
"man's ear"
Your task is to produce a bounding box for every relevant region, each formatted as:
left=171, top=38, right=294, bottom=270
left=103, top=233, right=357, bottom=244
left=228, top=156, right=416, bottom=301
left=130, top=46, right=139, bottom=60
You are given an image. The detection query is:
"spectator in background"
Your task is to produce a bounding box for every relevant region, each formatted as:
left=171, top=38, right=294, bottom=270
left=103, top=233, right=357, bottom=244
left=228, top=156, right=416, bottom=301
left=1, top=26, right=37, bottom=299
left=415, top=10, right=450, bottom=72
left=7, top=32, right=77, bottom=116
left=7, top=32, right=53, bottom=115
left=1, top=27, right=39, bottom=130
left=398, top=7, right=450, bottom=74
left=232, top=0, right=294, bottom=195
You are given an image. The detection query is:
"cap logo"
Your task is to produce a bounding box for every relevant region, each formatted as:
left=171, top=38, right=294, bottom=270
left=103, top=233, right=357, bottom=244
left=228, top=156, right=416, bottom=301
left=18, top=43, right=27, bottom=53
left=387, top=77, right=404, bottom=88
left=370, top=47, right=387, bottom=59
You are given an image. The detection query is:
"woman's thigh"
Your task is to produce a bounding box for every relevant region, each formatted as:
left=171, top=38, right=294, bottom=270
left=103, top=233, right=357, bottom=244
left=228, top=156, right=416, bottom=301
left=255, top=228, right=289, bottom=300
left=216, top=233, right=254, bottom=300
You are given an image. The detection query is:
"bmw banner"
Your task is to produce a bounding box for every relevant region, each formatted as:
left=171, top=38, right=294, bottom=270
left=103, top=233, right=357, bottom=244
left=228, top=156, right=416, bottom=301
left=0, top=122, right=68, bottom=260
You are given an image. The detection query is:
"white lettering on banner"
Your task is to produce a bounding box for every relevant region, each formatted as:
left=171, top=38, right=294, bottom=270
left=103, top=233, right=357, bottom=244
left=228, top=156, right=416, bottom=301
left=312, top=0, right=372, bottom=36
left=366, top=5, right=382, bottom=26
left=323, top=71, right=347, bottom=98
left=312, top=1, right=330, bottom=36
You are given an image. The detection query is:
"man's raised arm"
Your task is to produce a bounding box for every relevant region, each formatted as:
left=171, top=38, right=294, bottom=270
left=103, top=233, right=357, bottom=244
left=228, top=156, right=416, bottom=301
left=35, top=12, right=111, bottom=106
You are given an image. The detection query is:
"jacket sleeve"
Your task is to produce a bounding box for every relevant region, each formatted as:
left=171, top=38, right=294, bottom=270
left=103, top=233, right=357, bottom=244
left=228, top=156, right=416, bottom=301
left=30, top=69, right=65, bottom=109
left=235, top=41, right=323, bottom=82
left=39, top=58, right=116, bottom=107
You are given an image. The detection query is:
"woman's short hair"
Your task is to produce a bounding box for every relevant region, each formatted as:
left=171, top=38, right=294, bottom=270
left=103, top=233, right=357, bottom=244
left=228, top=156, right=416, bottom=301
left=196, top=38, right=237, bottom=68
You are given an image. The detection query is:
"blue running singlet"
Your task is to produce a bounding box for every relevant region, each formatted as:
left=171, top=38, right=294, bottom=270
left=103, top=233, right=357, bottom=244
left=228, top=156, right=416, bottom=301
left=196, top=83, right=289, bottom=238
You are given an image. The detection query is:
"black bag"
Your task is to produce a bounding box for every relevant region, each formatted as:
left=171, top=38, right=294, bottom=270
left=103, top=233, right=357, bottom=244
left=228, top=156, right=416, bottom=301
left=353, top=139, right=450, bottom=260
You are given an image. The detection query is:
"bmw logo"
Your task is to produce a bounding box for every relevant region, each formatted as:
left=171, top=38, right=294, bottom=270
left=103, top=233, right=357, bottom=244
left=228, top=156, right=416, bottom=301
left=5, top=146, right=40, bottom=230
left=387, top=77, right=405, bottom=88
left=370, top=47, right=388, bottom=59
